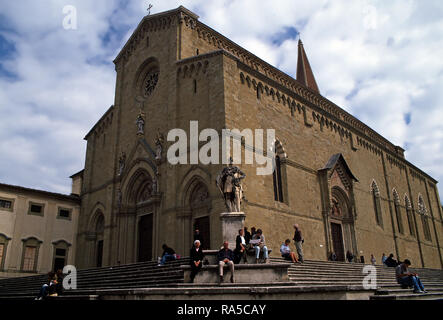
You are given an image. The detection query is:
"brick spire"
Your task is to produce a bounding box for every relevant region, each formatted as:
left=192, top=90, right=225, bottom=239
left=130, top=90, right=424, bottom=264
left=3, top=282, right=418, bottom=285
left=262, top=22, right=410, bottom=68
left=296, top=39, right=320, bottom=93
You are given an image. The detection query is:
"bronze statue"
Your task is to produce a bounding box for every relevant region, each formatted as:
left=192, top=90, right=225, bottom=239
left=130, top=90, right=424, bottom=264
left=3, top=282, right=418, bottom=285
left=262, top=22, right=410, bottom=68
left=216, top=157, right=246, bottom=212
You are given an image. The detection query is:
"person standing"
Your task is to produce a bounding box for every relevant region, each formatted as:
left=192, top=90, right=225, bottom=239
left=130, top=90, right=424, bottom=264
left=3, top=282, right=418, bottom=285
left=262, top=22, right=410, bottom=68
left=370, top=254, right=376, bottom=265
left=244, top=227, right=252, bottom=245
left=293, top=224, right=304, bottom=263
left=234, top=229, right=248, bottom=264
left=190, top=240, right=204, bottom=283
left=218, top=241, right=235, bottom=283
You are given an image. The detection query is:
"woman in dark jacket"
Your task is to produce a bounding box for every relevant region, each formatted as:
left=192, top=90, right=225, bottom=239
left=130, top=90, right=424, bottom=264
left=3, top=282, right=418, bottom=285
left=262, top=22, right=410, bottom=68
left=190, top=240, right=205, bottom=282
left=55, top=269, right=64, bottom=296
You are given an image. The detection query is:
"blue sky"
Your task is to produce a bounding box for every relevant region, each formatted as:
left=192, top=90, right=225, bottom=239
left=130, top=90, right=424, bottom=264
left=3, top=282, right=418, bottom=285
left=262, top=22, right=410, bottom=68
left=0, top=0, right=442, bottom=202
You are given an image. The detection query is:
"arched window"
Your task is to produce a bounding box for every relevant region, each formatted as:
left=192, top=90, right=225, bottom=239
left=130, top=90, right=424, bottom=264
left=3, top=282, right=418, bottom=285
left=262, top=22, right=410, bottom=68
left=418, top=195, right=432, bottom=241
left=0, top=233, right=11, bottom=271
left=272, top=141, right=285, bottom=203
left=393, top=189, right=404, bottom=234
left=371, top=180, right=383, bottom=227
left=21, top=237, right=42, bottom=272
left=405, top=195, right=415, bottom=236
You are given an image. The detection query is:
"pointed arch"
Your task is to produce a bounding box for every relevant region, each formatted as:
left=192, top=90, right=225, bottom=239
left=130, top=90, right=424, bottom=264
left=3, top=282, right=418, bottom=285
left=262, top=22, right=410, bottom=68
left=371, top=180, right=383, bottom=227
left=122, top=167, right=154, bottom=207
left=178, top=166, right=213, bottom=251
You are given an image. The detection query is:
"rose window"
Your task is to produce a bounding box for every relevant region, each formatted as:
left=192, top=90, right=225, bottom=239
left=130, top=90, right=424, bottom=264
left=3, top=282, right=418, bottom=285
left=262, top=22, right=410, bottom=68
left=143, top=71, right=159, bottom=97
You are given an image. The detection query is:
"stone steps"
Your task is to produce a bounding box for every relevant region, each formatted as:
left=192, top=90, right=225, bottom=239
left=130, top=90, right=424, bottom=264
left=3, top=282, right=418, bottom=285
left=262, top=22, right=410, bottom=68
left=1, top=256, right=442, bottom=300
left=371, top=291, right=443, bottom=300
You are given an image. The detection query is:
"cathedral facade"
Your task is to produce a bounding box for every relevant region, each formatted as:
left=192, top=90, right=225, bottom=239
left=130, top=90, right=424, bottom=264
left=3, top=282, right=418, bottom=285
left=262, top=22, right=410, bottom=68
left=75, top=6, right=443, bottom=269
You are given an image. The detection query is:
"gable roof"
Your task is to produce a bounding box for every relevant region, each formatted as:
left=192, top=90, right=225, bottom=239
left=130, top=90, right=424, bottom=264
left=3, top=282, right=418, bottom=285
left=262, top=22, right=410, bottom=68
left=322, top=153, right=358, bottom=182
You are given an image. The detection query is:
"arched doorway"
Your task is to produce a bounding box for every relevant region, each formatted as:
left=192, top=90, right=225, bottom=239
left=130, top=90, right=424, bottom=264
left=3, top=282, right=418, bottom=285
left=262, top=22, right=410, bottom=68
left=190, top=182, right=211, bottom=250
left=126, top=169, right=155, bottom=262
left=330, top=186, right=355, bottom=261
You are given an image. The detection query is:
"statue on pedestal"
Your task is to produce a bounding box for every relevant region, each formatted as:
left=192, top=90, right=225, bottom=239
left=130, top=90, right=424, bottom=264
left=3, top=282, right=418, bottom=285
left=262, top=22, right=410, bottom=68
left=136, top=111, right=145, bottom=135
left=118, top=152, right=126, bottom=176
left=216, top=157, right=246, bottom=212
left=154, top=129, right=164, bottom=162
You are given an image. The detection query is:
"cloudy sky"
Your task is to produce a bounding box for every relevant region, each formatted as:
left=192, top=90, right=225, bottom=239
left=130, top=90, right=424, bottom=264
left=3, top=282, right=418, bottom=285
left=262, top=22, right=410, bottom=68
left=0, top=0, right=442, bottom=200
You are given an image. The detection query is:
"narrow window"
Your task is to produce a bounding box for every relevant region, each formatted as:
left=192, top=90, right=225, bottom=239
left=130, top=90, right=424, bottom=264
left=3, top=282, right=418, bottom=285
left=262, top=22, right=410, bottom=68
left=418, top=196, right=432, bottom=241
left=0, top=234, right=10, bottom=271
left=272, top=143, right=284, bottom=203
left=405, top=195, right=415, bottom=236
left=394, top=204, right=404, bottom=234
left=393, top=190, right=403, bottom=234
left=371, top=181, right=383, bottom=227
left=422, top=215, right=431, bottom=241
left=0, top=244, right=4, bottom=269
left=196, top=48, right=199, bottom=55
left=146, top=36, right=150, bottom=47
left=193, top=79, right=197, bottom=94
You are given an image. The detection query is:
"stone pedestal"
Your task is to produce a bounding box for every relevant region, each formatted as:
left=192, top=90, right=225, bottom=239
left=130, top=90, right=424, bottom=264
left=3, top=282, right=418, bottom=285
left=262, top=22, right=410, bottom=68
left=220, top=212, right=245, bottom=249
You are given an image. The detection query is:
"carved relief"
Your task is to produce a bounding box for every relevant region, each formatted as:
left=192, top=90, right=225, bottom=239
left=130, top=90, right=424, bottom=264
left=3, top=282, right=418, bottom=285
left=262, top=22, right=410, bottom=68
left=190, top=184, right=209, bottom=209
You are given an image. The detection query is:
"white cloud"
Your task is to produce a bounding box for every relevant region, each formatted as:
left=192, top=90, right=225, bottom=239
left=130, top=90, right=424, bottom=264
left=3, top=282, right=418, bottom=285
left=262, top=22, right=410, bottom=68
left=0, top=0, right=442, bottom=202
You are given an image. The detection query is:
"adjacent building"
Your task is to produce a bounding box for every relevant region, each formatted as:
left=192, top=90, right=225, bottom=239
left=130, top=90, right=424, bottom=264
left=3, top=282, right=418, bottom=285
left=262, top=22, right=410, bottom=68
left=0, top=177, right=81, bottom=278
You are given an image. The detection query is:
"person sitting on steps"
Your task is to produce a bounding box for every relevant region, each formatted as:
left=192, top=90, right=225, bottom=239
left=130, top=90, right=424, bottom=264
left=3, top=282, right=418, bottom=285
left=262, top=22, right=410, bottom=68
left=189, top=240, right=204, bottom=283
left=35, top=272, right=57, bottom=300
left=280, top=239, right=298, bottom=263
left=385, top=253, right=398, bottom=267
left=252, top=229, right=269, bottom=263
left=217, top=241, right=235, bottom=284
left=158, top=244, right=176, bottom=266
left=396, top=259, right=427, bottom=294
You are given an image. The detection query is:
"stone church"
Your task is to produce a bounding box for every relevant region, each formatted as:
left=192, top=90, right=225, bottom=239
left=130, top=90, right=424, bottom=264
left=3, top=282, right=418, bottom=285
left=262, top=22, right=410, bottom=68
left=75, top=6, right=443, bottom=270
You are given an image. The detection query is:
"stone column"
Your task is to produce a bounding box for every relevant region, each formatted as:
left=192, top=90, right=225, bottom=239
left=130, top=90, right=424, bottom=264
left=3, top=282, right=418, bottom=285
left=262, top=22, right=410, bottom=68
left=220, top=212, right=245, bottom=250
